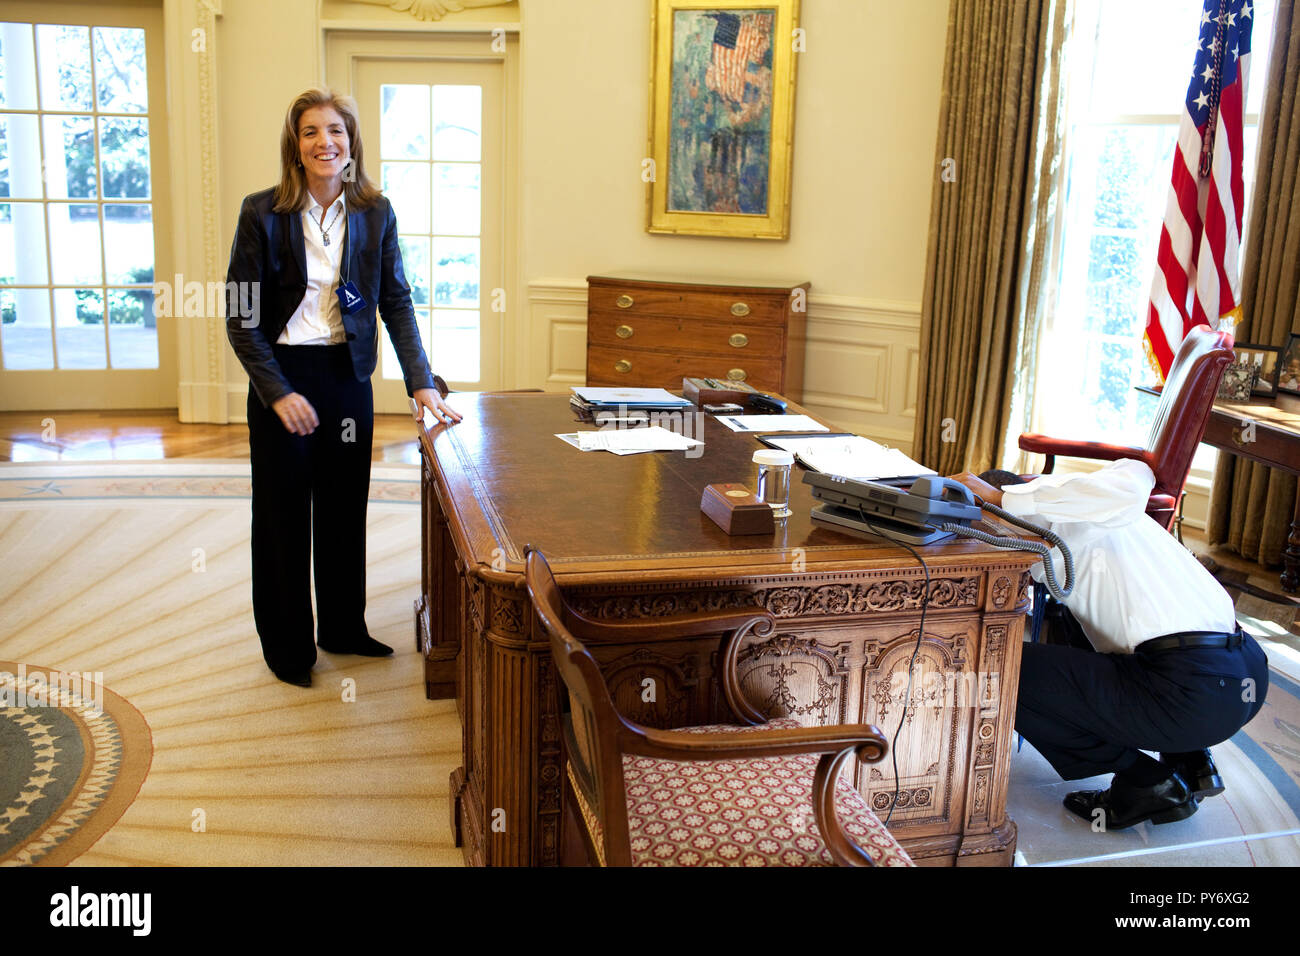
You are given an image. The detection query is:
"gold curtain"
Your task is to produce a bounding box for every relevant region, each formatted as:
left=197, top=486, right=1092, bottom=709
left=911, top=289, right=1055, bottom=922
left=913, top=0, right=1070, bottom=475
left=1207, top=1, right=1300, bottom=565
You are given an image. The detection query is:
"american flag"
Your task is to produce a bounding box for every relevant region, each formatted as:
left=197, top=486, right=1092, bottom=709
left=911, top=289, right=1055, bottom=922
left=1144, top=0, right=1255, bottom=379
left=704, top=12, right=772, bottom=104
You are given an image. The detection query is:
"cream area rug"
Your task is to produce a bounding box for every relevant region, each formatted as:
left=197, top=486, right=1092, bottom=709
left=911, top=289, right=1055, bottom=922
left=0, top=460, right=463, bottom=866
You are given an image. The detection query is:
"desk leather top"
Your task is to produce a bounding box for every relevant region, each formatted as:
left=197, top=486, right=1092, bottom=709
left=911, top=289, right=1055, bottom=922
left=420, top=392, right=1037, bottom=582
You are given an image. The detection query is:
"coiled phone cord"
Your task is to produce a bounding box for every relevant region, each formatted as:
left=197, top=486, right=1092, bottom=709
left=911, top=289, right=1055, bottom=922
left=940, top=501, right=1076, bottom=602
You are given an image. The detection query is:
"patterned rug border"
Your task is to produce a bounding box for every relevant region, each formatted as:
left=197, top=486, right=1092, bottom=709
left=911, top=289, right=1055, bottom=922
left=0, top=460, right=420, bottom=505
left=0, top=661, right=153, bottom=866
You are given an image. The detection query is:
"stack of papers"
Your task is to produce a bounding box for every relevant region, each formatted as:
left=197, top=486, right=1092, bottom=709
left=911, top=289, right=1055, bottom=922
left=556, top=426, right=703, bottom=455
left=715, top=414, right=828, bottom=433
left=570, top=387, right=693, bottom=409
left=764, top=434, right=935, bottom=481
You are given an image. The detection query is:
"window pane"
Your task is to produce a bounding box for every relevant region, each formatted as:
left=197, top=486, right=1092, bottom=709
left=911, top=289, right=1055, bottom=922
left=0, top=23, right=38, bottom=109
left=432, top=308, right=479, bottom=382
left=381, top=84, right=429, bottom=159
left=35, top=24, right=91, bottom=111
left=48, top=203, right=100, bottom=284
left=53, top=286, right=105, bottom=368
left=398, top=235, right=430, bottom=305
left=431, top=163, right=480, bottom=235
left=0, top=286, right=53, bottom=369
left=0, top=201, right=49, bottom=284
left=1088, top=0, right=1201, bottom=116
left=432, top=85, right=480, bottom=161
left=107, top=287, right=157, bottom=368
left=380, top=308, right=431, bottom=381
left=104, top=203, right=152, bottom=283
left=432, top=237, right=478, bottom=307
left=1247, top=0, right=1275, bottom=115
left=383, top=162, right=429, bottom=232
left=100, top=116, right=150, bottom=198
left=92, top=27, right=147, bottom=113
left=1085, top=233, right=1143, bottom=337
left=43, top=114, right=96, bottom=198
left=0, top=113, right=42, bottom=198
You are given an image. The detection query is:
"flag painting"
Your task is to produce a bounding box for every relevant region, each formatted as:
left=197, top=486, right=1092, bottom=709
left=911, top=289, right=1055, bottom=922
left=668, top=9, right=776, bottom=215
left=1144, top=0, right=1255, bottom=379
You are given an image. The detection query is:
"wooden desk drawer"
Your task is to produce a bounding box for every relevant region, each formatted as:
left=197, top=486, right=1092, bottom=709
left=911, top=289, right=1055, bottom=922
left=586, top=344, right=783, bottom=391
left=588, top=284, right=788, bottom=325
left=588, top=312, right=784, bottom=357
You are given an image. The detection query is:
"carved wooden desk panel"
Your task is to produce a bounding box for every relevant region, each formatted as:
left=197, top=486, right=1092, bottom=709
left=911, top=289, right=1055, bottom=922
left=416, top=393, right=1037, bottom=867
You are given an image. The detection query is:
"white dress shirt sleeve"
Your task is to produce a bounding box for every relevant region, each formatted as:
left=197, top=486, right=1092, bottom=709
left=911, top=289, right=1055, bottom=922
left=998, top=458, right=1154, bottom=526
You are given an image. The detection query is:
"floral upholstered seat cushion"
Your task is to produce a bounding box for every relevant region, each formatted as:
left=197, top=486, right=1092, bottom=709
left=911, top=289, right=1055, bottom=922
left=569, top=718, right=914, bottom=867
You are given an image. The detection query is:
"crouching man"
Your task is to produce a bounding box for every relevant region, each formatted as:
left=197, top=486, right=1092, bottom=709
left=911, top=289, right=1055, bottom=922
left=952, top=459, right=1268, bottom=830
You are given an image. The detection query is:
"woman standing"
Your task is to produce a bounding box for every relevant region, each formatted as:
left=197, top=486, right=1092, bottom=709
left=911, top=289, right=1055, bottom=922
left=226, top=87, right=461, bottom=687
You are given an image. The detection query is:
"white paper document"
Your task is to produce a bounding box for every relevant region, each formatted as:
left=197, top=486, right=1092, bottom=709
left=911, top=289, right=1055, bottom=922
left=570, top=386, right=692, bottom=407
left=715, top=414, right=829, bottom=433
left=556, top=426, right=703, bottom=455
left=764, top=434, right=935, bottom=481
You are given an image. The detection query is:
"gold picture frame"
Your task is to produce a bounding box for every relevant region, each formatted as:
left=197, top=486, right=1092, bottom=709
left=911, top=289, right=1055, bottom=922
left=646, top=0, right=800, bottom=239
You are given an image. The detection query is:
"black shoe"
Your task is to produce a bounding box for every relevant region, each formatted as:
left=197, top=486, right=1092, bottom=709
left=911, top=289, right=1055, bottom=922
left=1160, top=749, right=1225, bottom=800
left=318, top=635, right=394, bottom=657
left=1063, top=772, right=1198, bottom=830
left=271, top=667, right=312, bottom=687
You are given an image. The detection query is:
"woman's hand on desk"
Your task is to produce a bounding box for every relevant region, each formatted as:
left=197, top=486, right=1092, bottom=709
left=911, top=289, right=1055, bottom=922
left=412, top=387, right=463, bottom=427
left=272, top=392, right=320, bottom=436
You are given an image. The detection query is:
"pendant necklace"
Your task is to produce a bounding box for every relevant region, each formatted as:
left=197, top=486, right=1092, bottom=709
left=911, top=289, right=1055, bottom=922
left=313, top=203, right=343, bottom=247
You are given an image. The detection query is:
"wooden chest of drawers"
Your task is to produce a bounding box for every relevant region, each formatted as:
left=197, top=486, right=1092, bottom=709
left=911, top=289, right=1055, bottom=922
left=585, top=275, right=809, bottom=401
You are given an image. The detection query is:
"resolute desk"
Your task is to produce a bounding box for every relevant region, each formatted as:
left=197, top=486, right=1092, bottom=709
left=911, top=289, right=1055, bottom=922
left=416, top=393, right=1038, bottom=866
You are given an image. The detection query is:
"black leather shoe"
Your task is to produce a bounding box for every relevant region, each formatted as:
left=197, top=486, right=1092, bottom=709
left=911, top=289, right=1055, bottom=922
left=1063, top=772, right=1198, bottom=830
left=1160, top=749, right=1225, bottom=800
left=318, top=635, right=394, bottom=657
left=271, top=667, right=312, bottom=687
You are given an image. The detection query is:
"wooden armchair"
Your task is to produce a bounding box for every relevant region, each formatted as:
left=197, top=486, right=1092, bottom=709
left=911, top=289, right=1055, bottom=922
left=524, top=547, right=914, bottom=868
left=1018, top=324, right=1234, bottom=531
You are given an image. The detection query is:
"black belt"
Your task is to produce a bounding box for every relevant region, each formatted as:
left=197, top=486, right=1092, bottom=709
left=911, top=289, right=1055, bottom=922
left=1135, top=627, right=1244, bottom=654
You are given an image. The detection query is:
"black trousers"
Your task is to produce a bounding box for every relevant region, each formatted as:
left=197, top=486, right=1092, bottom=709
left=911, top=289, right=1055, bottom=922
left=1016, top=626, right=1269, bottom=781
left=247, top=344, right=374, bottom=674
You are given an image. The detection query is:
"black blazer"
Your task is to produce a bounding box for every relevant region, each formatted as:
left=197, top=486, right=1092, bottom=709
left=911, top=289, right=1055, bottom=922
left=225, top=186, right=437, bottom=408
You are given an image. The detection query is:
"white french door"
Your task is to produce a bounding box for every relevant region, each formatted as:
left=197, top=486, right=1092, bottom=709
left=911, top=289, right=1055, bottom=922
left=328, top=31, right=512, bottom=412
left=0, top=2, right=174, bottom=410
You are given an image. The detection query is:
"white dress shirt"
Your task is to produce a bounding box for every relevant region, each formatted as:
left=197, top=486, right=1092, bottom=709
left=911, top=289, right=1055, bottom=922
left=998, top=458, right=1238, bottom=655
left=277, top=194, right=347, bottom=345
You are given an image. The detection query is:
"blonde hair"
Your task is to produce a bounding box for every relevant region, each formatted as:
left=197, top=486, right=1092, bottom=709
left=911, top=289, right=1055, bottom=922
left=273, top=87, right=382, bottom=213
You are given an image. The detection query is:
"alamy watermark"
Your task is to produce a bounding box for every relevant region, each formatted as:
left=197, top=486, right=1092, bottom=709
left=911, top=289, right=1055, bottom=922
left=0, top=664, right=104, bottom=718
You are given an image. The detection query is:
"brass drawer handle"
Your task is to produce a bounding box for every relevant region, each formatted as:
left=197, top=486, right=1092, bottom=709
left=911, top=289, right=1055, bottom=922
left=730, top=302, right=750, bottom=317
left=729, top=333, right=748, bottom=348
left=727, top=368, right=746, bottom=381
left=616, top=324, right=634, bottom=339
left=615, top=359, right=632, bottom=373
left=616, top=294, right=634, bottom=309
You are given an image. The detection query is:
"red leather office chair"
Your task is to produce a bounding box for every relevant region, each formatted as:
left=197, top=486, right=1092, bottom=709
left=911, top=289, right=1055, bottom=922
left=1018, top=324, right=1234, bottom=531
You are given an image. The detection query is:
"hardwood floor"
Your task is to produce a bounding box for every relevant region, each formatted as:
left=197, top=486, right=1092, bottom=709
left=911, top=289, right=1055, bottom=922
left=0, top=410, right=424, bottom=464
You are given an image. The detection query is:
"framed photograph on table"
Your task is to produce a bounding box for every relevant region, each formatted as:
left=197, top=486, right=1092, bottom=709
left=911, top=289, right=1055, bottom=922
left=1279, top=334, right=1300, bottom=396
left=646, top=0, right=800, bottom=239
left=1230, top=343, right=1282, bottom=398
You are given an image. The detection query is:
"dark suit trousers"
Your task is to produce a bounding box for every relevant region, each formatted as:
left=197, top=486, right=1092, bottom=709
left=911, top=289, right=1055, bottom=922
left=247, top=344, right=374, bottom=673
left=1015, top=631, right=1269, bottom=781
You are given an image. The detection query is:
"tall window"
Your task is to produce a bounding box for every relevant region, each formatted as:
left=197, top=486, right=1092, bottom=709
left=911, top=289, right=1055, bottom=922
left=0, top=20, right=156, bottom=371
left=1035, top=0, right=1274, bottom=447
left=377, top=83, right=482, bottom=384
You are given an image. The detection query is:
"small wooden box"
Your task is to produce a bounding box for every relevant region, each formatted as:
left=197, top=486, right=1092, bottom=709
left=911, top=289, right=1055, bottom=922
left=701, top=483, right=775, bottom=535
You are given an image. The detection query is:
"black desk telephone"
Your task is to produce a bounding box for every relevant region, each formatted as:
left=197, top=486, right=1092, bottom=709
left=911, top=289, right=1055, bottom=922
left=805, top=472, right=1075, bottom=601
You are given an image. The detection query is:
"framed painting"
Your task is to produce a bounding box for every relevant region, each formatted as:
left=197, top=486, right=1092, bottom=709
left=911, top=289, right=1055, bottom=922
left=646, top=0, right=800, bottom=239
